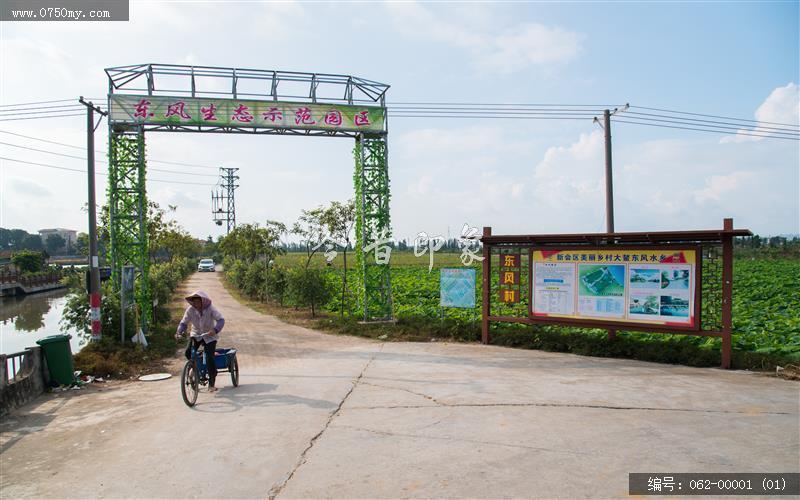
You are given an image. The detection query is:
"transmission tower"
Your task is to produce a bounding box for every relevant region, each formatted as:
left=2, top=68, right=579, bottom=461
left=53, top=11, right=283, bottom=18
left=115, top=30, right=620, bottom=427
left=211, top=167, right=239, bottom=234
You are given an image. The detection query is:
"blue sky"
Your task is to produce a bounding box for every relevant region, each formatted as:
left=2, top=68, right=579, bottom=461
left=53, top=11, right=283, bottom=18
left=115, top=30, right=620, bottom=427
left=1, top=1, right=798, bottom=242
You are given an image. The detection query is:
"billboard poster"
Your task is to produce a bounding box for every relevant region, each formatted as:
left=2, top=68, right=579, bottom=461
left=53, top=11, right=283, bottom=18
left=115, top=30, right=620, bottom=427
left=109, top=94, right=386, bottom=133
left=530, top=248, right=697, bottom=328
left=532, top=262, right=575, bottom=315
left=440, top=268, right=476, bottom=308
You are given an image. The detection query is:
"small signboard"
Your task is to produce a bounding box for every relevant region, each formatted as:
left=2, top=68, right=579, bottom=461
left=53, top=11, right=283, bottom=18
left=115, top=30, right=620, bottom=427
left=498, top=250, right=521, bottom=303
left=122, top=265, right=135, bottom=292
left=440, top=268, right=476, bottom=308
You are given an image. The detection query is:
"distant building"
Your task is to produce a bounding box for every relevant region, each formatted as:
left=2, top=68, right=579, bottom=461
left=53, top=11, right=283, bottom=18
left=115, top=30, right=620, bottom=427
left=39, top=228, right=77, bottom=248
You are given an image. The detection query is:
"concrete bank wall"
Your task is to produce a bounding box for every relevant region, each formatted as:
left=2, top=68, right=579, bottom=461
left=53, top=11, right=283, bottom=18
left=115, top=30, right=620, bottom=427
left=1, top=346, right=49, bottom=416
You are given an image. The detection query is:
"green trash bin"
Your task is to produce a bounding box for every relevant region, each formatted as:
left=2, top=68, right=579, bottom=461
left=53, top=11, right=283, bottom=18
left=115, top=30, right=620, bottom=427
left=36, top=334, right=75, bottom=386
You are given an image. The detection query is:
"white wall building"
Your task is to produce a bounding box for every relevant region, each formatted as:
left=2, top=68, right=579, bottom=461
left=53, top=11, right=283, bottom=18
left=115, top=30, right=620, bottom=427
left=38, top=228, right=77, bottom=250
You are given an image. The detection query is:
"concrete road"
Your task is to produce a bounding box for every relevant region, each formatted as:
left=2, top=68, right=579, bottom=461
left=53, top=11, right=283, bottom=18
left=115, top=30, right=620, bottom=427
left=2, top=271, right=798, bottom=499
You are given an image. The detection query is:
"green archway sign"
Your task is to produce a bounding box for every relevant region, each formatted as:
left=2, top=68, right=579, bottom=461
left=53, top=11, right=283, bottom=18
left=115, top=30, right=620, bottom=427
left=105, top=64, right=392, bottom=331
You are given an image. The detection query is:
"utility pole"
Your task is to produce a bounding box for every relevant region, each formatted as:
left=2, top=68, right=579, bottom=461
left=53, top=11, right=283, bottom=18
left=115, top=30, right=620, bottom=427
left=603, top=109, right=615, bottom=234
left=593, top=104, right=629, bottom=234
left=79, top=97, right=107, bottom=342
left=211, top=167, right=239, bottom=234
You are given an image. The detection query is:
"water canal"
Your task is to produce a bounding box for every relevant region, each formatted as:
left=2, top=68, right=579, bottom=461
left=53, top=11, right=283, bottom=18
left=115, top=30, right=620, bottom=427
left=0, top=288, right=84, bottom=355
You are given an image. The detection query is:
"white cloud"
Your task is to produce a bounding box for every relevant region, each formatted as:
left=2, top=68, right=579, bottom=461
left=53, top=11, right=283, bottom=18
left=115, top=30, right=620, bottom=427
left=755, top=83, right=800, bottom=125
left=532, top=130, right=604, bottom=212
left=614, top=138, right=798, bottom=233
left=386, top=2, right=582, bottom=74
left=721, top=82, right=799, bottom=143
left=692, top=171, right=754, bottom=204
left=479, top=24, right=583, bottom=72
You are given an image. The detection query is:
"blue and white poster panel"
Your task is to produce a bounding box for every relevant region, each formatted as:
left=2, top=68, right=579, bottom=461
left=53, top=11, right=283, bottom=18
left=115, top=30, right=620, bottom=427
left=440, top=268, right=476, bottom=308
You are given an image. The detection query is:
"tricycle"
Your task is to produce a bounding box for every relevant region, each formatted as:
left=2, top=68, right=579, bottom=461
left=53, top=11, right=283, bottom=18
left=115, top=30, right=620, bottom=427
left=181, top=343, right=239, bottom=407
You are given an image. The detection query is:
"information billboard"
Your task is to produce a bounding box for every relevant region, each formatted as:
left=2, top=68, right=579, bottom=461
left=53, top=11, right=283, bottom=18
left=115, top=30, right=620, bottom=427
left=530, top=247, right=699, bottom=329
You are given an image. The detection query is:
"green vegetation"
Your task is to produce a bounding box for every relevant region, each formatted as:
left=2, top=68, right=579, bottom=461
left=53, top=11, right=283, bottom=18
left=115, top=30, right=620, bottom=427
left=69, top=257, right=194, bottom=377
left=0, top=227, right=44, bottom=252
left=60, top=201, right=208, bottom=377
left=11, top=250, right=47, bottom=273
left=227, top=244, right=800, bottom=370
left=730, top=259, right=799, bottom=356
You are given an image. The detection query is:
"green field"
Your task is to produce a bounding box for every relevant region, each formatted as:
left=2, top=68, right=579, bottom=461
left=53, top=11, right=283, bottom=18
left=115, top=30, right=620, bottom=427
left=264, top=252, right=800, bottom=360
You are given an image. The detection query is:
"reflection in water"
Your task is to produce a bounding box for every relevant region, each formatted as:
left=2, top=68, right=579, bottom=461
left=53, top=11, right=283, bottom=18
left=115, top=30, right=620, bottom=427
left=0, top=289, right=83, bottom=355
left=1, top=289, right=66, bottom=331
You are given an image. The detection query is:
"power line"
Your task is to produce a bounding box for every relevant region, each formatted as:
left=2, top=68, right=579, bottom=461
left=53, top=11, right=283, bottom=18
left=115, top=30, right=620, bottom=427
left=0, top=98, right=105, bottom=108
left=615, top=113, right=798, bottom=138
left=389, top=105, right=797, bottom=139
left=0, top=157, right=217, bottom=186
left=0, top=108, right=89, bottom=118
left=613, top=119, right=799, bottom=140
left=0, top=113, right=85, bottom=122
left=630, top=105, right=798, bottom=128
left=388, top=104, right=798, bottom=134
left=388, top=108, right=599, bottom=116
left=0, top=104, right=86, bottom=113
left=0, top=98, right=77, bottom=107
left=0, top=141, right=220, bottom=177
left=623, top=110, right=798, bottom=134
left=0, top=129, right=86, bottom=149
left=0, top=130, right=220, bottom=170
left=389, top=114, right=597, bottom=120
left=388, top=101, right=617, bottom=107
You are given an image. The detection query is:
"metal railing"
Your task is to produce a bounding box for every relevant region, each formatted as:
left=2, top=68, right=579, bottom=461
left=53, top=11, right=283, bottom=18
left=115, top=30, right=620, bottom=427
left=3, top=350, right=28, bottom=384
left=0, top=270, right=62, bottom=286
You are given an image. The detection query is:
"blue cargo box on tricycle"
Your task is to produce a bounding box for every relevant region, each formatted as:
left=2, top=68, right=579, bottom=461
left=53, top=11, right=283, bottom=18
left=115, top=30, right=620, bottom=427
left=181, top=346, right=239, bottom=407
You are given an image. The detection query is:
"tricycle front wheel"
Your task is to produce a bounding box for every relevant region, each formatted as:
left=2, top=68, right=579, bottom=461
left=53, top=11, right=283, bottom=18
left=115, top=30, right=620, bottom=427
left=230, top=355, right=239, bottom=387
left=181, top=361, right=199, bottom=407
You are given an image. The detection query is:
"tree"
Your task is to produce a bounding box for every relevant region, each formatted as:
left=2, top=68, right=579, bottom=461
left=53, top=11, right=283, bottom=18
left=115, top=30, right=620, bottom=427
left=45, top=234, right=66, bottom=255
left=12, top=250, right=45, bottom=273
left=292, top=206, right=327, bottom=269
left=0, top=228, right=29, bottom=250
left=218, top=222, right=285, bottom=263
left=262, top=220, right=287, bottom=264
left=152, top=227, right=201, bottom=261
left=320, top=199, right=356, bottom=316
left=287, top=266, right=331, bottom=317
left=265, top=266, right=288, bottom=306
left=75, top=233, right=89, bottom=257
left=202, top=235, right=218, bottom=258
left=22, top=234, right=44, bottom=251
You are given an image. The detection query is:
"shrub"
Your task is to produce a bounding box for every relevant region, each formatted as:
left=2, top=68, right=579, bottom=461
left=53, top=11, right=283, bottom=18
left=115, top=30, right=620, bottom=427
left=225, top=258, right=248, bottom=290
left=287, top=266, right=332, bottom=317
left=265, top=266, right=288, bottom=305
left=242, top=261, right=268, bottom=299
left=61, top=281, right=130, bottom=342
left=61, top=257, right=195, bottom=343
left=12, top=250, right=45, bottom=273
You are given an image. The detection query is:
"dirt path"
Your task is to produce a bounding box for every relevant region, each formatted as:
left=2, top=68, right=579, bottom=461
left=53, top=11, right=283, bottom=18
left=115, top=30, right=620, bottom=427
left=1, top=271, right=798, bottom=498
